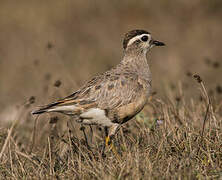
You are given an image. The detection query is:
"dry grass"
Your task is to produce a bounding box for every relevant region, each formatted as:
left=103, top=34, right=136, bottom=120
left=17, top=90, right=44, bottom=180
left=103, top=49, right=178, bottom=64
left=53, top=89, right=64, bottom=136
left=0, top=74, right=222, bottom=179
left=0, top=0, right=222, bottom=179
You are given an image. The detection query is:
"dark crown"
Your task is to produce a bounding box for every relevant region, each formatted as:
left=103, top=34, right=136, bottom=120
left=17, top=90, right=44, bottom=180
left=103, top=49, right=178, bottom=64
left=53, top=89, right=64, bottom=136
left=123, top=30, right=150, bottom=49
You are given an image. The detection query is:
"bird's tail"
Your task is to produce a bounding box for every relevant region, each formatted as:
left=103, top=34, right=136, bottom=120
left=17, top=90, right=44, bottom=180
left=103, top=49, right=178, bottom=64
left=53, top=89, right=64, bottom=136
left=32, top=98, right=96, bottom=115
left=31, top=101, right=62, bottom=115
left=31, top=98, right=90, bottom=115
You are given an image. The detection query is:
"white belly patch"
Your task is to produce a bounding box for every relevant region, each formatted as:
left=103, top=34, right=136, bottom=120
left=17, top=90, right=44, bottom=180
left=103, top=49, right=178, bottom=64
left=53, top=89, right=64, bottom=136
left=80, top=108, right=114, bottom=127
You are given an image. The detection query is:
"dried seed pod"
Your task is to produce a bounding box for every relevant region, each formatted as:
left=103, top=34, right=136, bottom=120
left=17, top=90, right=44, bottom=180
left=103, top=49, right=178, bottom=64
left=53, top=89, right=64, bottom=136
left=193, top=74, right=202, bottom=83
left=50, top=116, right=59, bottom=124
left=54, top=80, right=62, bottom=87
left=29, top=96, right=35, bottom=104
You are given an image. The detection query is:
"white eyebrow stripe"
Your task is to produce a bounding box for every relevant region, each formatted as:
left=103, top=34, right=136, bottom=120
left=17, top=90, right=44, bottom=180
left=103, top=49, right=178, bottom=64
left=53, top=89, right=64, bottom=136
left=127, top=34, right=150, bottom=47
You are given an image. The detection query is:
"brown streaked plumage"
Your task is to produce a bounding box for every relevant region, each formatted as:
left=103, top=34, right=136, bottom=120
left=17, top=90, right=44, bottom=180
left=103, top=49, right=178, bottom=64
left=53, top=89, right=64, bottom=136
left=32, top=29, right=165, bottom=142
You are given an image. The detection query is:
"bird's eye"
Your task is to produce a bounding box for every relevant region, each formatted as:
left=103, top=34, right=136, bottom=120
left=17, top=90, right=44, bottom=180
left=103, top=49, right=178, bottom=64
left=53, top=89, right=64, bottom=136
left=141, top=35, right=148, bottom=42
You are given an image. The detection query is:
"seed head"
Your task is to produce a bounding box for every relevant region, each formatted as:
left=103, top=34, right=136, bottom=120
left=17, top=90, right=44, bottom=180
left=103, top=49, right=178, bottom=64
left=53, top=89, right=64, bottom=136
left=29, top=96, right=35, bottom=104
left=50, top=116, right=59, bottom=124
left=193, top=74, right=202, bottom=83
left=216, top=85, right=222, bottom=94
left=54, top=80, right=62, bottom=87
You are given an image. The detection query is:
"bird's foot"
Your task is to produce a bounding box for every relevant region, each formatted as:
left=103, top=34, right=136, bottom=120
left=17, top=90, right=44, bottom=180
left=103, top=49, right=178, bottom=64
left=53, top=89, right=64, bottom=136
left=105, top=136, right=121, bottom=161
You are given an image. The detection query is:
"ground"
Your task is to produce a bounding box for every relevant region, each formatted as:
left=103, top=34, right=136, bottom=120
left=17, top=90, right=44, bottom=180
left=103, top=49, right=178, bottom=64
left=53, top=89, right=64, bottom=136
left=0, top=0, right=222, bottom=179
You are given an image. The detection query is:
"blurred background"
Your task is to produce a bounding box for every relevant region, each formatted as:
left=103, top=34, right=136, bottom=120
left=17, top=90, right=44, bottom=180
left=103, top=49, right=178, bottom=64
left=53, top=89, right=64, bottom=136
left=0, top=0, right=222, bottom=124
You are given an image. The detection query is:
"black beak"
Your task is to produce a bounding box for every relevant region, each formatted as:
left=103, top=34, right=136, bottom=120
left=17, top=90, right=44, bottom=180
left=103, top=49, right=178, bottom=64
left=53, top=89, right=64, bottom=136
left=151, top=40, right=165, bottom=46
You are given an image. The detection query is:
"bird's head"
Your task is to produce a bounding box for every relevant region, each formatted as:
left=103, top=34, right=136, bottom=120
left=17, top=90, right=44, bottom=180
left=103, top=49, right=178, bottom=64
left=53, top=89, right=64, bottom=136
left=123, top=29, right=165, bottom=54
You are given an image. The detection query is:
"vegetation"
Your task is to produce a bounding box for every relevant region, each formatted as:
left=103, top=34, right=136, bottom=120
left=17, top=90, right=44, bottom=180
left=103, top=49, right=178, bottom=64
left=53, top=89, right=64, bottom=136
left=0, top=73, right=222, bottom=179
left=0, top=0, right=222, bottom=179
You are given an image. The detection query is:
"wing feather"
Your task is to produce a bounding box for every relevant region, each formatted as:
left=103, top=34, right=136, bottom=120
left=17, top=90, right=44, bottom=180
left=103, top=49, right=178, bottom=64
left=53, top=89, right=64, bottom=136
left=32, top=67, right=151, bottom=120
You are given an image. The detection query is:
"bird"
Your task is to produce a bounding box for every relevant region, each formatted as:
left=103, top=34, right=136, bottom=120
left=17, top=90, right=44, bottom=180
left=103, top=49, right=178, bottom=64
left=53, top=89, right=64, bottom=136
left=32, top=29, right=165, bottom=150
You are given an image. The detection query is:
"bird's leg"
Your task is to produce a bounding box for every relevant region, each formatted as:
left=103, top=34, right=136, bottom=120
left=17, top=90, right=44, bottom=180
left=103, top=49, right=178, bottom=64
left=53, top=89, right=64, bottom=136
left=89, top=125, right=93, bottom=144
left=104, top=125, right=121, bottom=160
left=107, top=135, right=121, bottom=160
left=104, top=126, right=110, bottom=147
left=80, top=125, right=91, bottom=151
left=104, top=127, right=113, bottom=149
left=101, top=127, right=108, bottom=157
left=105, top=136, right=111, bottom=146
